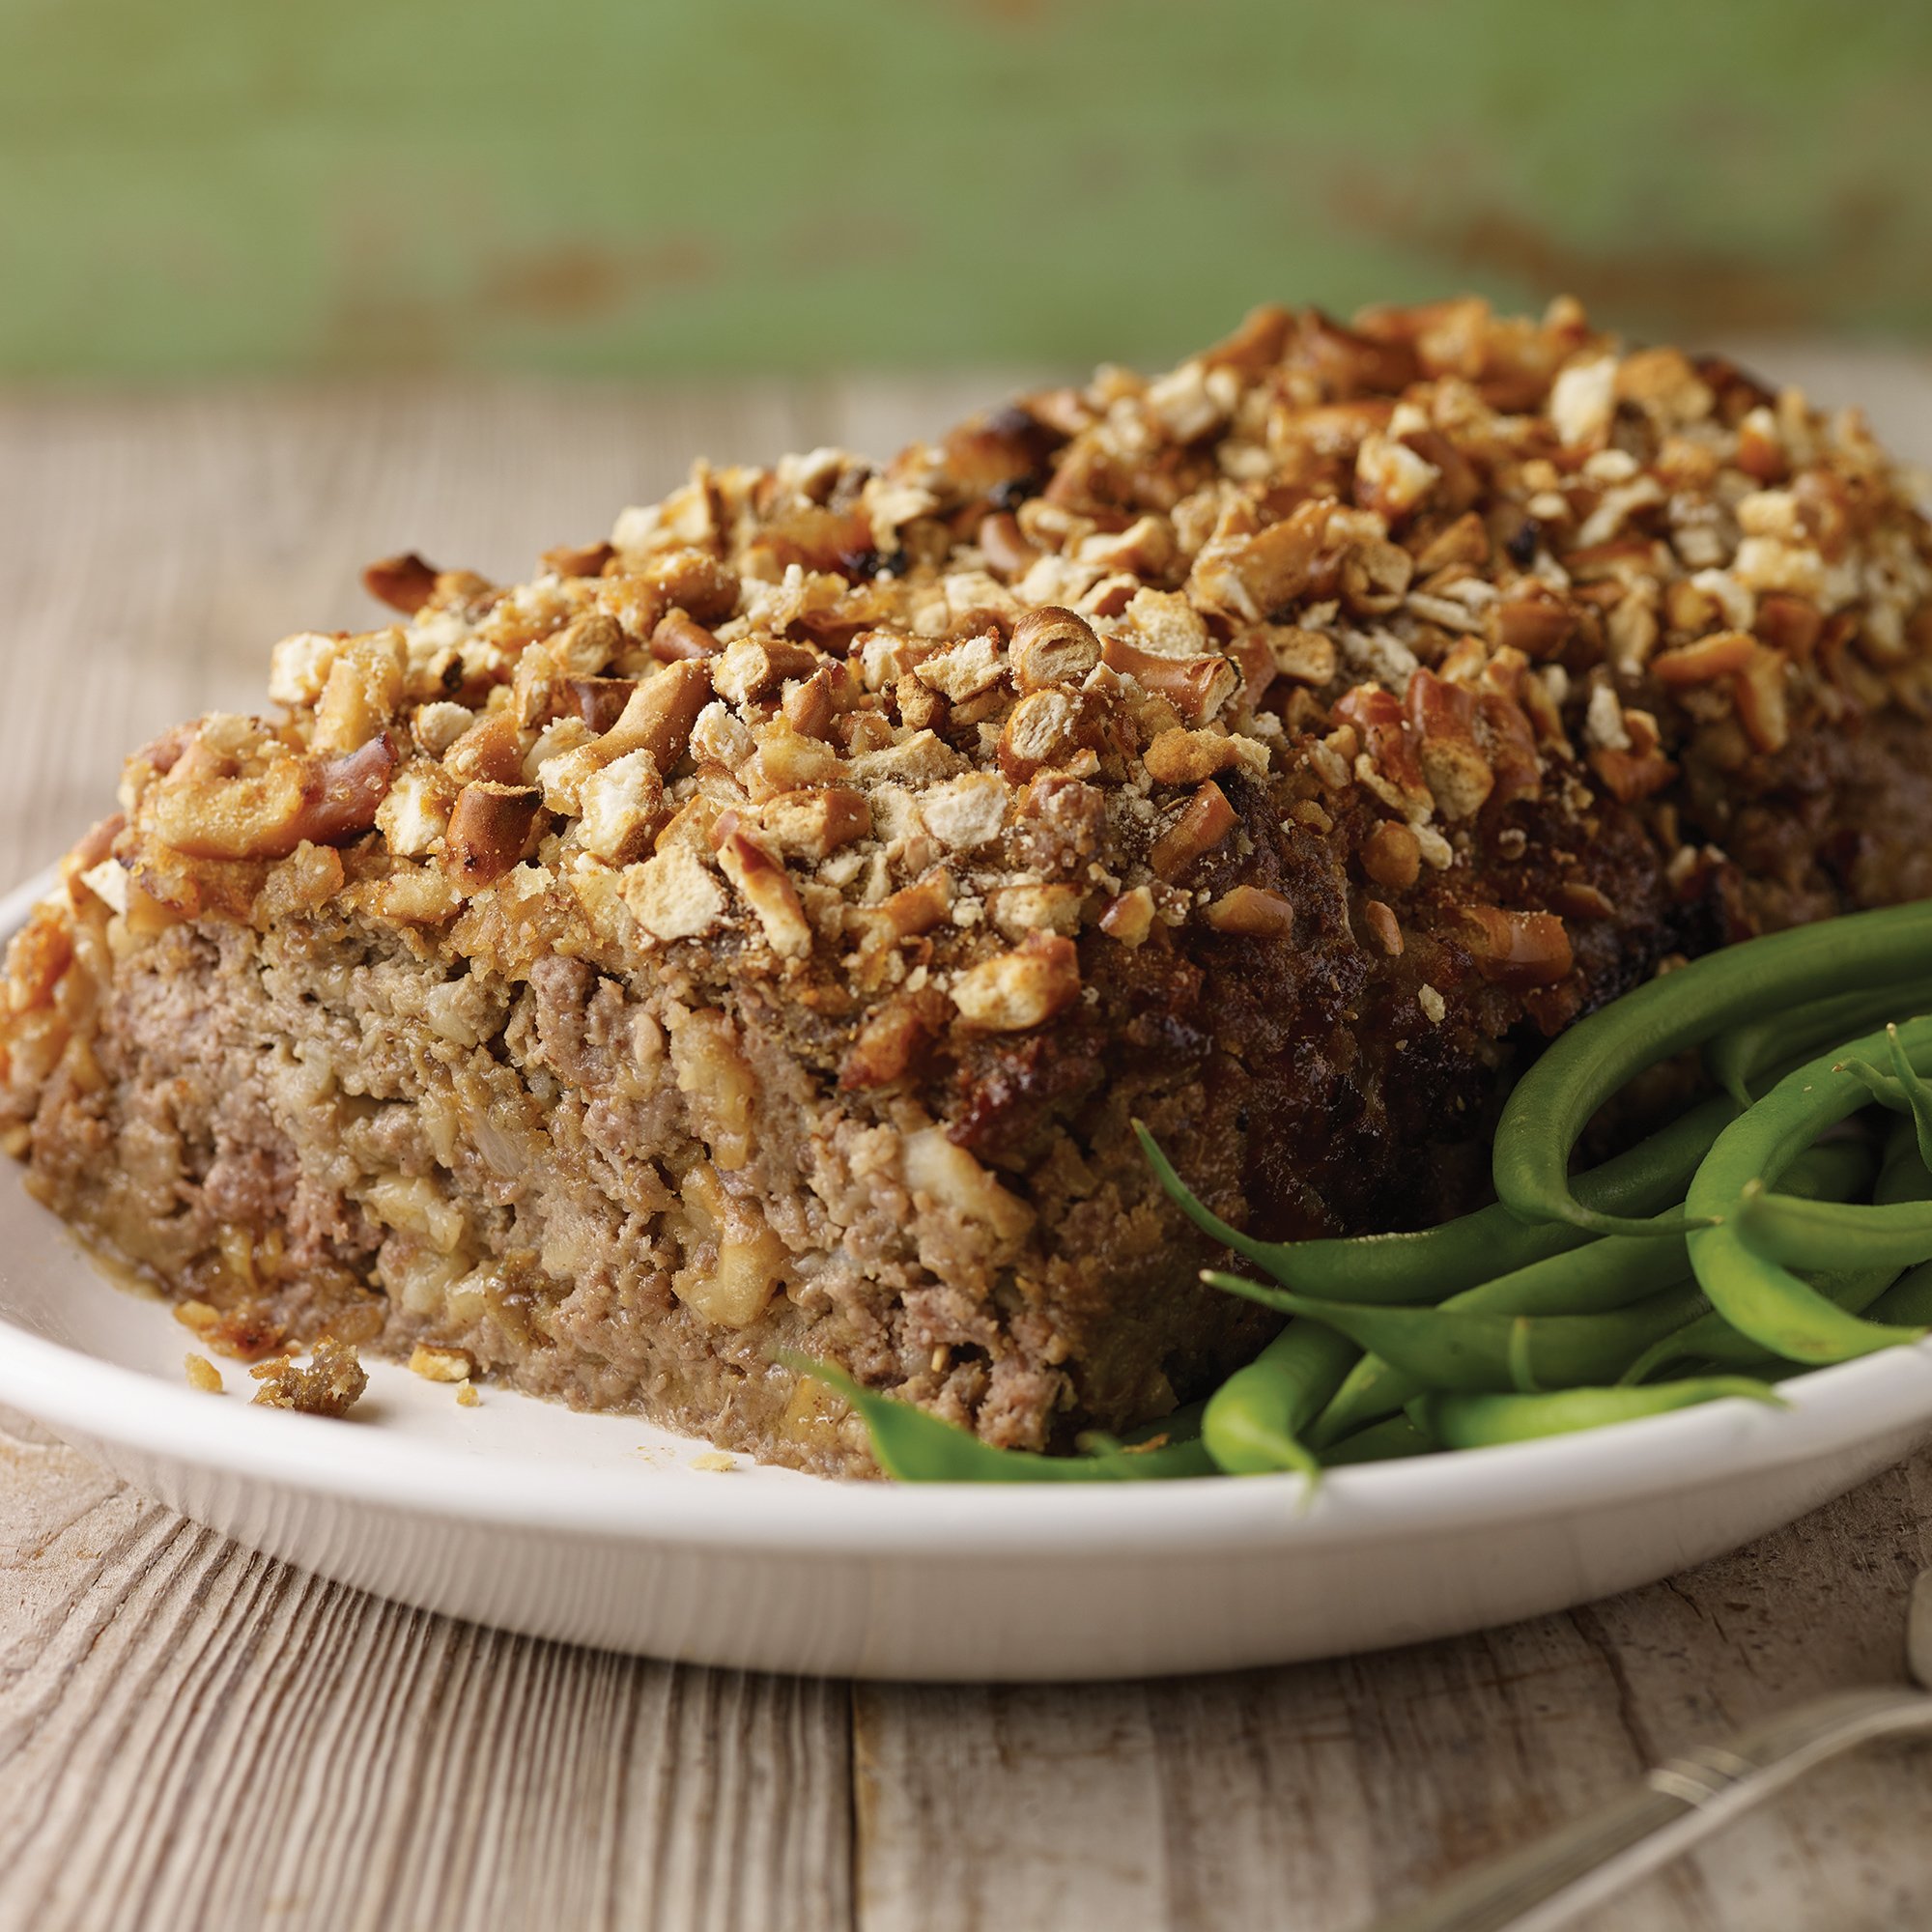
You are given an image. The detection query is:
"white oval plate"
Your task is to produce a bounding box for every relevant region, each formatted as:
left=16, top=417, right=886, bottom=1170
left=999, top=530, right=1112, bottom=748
left=4, top=875, right=1932, bottom=1680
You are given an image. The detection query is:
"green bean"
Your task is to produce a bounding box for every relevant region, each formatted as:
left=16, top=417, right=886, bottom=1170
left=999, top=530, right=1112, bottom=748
left=1836, top=1024, right=1932, bottom=1170
left=1208, top=1272, right=1709, bottom=1395
left=1626, top=1139, right=1910, bottom=1383
left=1776, top=1135, right=1881, bottom=1206
left=1134, top=1095, right=1735, bottom=1304
left=1705, top=982, right=1932, bottom=1108
left=1200, top=1321, right=1358, bottom=1478
left=1492, top=899, right=1932, bottom=1236
left=1625, top=1264, right=1901, bottom=1382
left=1686, top=1019, right=1932, bottom=1363
left=1410, top=1378, right=1785, bottom=1450
left=784, top=1357, right=1215, bottom=1482
left=1879, top=1112, right=1931, bottom=1192
left=1857, top=1137, right=1932, bottom=1338
left=1309, top=1135, right=1874, bottom=1443
left=1321, top=1414, right=1435, bottom=1466
left=1308, top=1235, right=1687, bottom=1445
left=1734, top=1186, right=1932, bottom=1274
left=1865, top=1261, right=1932, bottom=1327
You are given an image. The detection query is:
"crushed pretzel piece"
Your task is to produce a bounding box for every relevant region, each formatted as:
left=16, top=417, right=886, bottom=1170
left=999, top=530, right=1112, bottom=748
left=249, top=1337, right=368, bottom=1419
left=410, top=1343, right=476, bottom=1382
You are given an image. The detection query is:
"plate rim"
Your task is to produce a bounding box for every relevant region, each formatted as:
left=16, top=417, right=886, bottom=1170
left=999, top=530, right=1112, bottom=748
left=6, top=868, right=1932, bottom=1563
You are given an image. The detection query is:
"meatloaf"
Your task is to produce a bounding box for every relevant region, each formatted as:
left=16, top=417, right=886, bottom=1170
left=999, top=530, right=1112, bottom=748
left=6, top=296, right=1932, bottom=1474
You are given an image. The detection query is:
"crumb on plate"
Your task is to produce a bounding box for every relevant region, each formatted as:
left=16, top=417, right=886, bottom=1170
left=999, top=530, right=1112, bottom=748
left=248, top=1336, right=368, bottom=1418
left=409, top=1343, right=475, bottom=1383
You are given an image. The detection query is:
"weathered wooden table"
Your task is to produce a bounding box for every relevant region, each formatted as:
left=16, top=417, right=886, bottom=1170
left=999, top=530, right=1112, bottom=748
left=5, top=357, right=1932, bottom=1932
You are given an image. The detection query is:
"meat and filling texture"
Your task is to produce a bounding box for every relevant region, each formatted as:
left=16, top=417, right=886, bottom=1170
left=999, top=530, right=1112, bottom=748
left=6, top=296, right=1932, bottom=1472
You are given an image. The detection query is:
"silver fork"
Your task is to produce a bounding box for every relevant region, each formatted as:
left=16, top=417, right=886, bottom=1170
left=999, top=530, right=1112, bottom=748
left=1364, top=1568, right=1932, bottom=1932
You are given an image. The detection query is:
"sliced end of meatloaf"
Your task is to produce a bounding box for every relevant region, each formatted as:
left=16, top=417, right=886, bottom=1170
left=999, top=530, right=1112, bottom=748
left=6, top=296, right=1932, bottom=1473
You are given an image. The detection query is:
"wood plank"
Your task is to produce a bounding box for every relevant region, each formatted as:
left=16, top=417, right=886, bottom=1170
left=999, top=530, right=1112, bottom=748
left=855, top=1682, right=1170, bottom=1932
left=0, top=1412, right=855, bottom=1932
left=853, top=1451, right=1932, bottom=1932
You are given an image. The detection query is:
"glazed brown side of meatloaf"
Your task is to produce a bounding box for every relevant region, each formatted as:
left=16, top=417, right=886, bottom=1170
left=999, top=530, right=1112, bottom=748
left=7, top=295, right=1932, bottom=1474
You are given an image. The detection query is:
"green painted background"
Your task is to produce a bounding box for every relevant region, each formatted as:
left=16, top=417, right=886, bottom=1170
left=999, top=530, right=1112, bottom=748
left=3, top=0, right=1928, bottom=379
